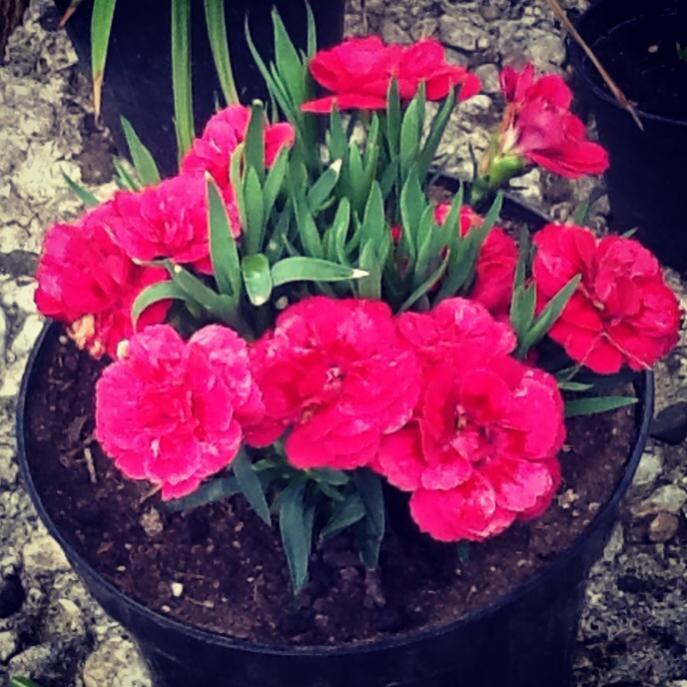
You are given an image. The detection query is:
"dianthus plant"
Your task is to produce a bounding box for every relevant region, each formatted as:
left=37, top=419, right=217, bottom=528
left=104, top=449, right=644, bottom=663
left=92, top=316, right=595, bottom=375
left=36, top=7, right=680, bottom=593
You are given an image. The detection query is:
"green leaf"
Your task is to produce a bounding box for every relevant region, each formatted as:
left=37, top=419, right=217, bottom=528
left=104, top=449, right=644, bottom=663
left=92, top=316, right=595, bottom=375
left=244, top=101, right=266, bottom=177
left=305, top=1, right=317, bottom=57
left=90, top=0, right=116, bottom=118
left=232, top=452, right=271, bottom=525
left=311, top=468, right=349, bottom=486
left=171, top=0, right=195, bottom=158
left=328, top=107, right=347, bottom=160
left=399, top=83, right=425, bottom=179
left=385, top=78, right=401, bottom=159
left=320, top=492, right=366, bottom=541
left=353, top=469, right=385, bottom=570
left=168, top=262, right=238, bottom=325
left=131, top=281, right=189, bottom=328
left=272, top=7, right=306, bottom=106
left=417, top=87, right=456, bottom=179
left=293, top=195, right=323, bottom=258
left=271, top=257, right=366, bottom=286
left=207, top=177, right=241, bottom=302
left=565, top=395, right=638, bottom=418
left=164, top=476, right=240, bottom=512
left=263, top=147, right=289, bottom=219
left=204, top=0, right=239, bottom=105
left=113, top=158, right=140, bottom=191
left=518, top=274, right=581, bottom=356
left=62, top=172, right=99, bottom=207
left=558, top=381, right=594, bottom=392
left=241, top=254, right=273, bottom=306
left=510, top=284, right=536, bottom=342
left=279, top=480, right=312, bottom=594
left=243, top=167, right=266, bottom=255
left=307, top=160, right=342, bottom=212
left=399, top=254, right=449, bottom=312
left=120, top=116, right=160, bottom=185
left=573, top=199, right=591, bottom=226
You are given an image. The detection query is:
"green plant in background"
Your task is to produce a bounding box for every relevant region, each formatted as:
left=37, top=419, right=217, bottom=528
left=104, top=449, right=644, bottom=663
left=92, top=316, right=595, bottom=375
left=60, top=0, right=239, bottom=122
left=9, top=678, right=42, bottom=687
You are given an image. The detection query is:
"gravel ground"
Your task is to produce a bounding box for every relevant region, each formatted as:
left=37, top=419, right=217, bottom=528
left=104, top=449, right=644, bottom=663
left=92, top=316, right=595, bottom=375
left=0, top=1, right=684, bottom=685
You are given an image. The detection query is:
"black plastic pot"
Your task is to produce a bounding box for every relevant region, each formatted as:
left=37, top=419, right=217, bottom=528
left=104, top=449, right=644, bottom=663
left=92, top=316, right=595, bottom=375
left=569, top=0, right=687, bottom=272
left=17, top=188, right=654, bottom=687
left=52, top=0, right=345, bottom=176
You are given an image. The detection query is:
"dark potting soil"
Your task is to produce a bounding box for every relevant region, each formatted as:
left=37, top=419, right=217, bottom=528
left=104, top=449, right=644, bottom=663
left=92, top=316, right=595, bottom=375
left=26, top=330, right=637, bottom=647
left=591, top=3, right=687, bottom=119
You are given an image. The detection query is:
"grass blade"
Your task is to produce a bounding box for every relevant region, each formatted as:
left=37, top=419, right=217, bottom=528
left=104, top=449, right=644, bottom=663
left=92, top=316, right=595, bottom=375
left=565, top=396, right=638, bottom=418
left=232, top=452, right=271, bottom=525
left=120, top=116, right=160, bottom=186
left=207, top=177, right=241, bottom=302
left=204, top=0, right=239, bottom=105
left=62, top=172, right=99, bottom=208
left=90, top=0, right=117, bottom=118
left=171, top=0, right=195, bottom=159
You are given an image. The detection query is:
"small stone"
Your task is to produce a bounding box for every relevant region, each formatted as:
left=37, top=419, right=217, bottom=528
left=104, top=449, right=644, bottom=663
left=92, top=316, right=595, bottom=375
left=603, top=523, right=624, bottom=562
left=139, top=508, right=164, bottom=537
left=170, top=582, right=184, bottom=598
left=0, top=574, right=25, bottom=618
left=8, top=643, right=61, bottom=681
left=474, top=63, right=500, bottom=94
left=632, top=485, right=687, bottom=517
left=82, top=637, right=152, bottom=687
left=632, top=446, right=664, bottom=488
left=380, top=18, right=409, bottom=44
left=650, top=401, right=687, bottom=445
left=22, top=535, right=70, bottom=575
left=439, top=16, right=489, bottom=53
left=40, top=597, right=86, bottom=642
left=648, top=512, right=679, bottom=543
left=0, top=630, right=18, bottom=662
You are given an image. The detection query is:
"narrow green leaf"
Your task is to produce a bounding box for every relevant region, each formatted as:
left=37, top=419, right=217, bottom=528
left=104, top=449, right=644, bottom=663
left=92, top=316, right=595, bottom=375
left=62, top=172, right=99, bottom=207
left=307, top=160, right=342, bottom=212
left=400, top=254, right=449, bottom=312
left=320, top=493, right=366, bottom=541
left=244, top=101, right=265, bottom=177
left=232, top=452, right=271, bottom=525
left=565, top=395, right=638, bottom=418
left=171, top=0, right=195, bottom=158
left=263, top=147, right=289, bottom=219
left=243, top=167, right=266, bottom=255
left=311, top=468, right=349, bottom=486
left=165, top=476, right=240, bottom=512
left=558, top=381, right=594, bottom=392
left=305, top=1, right=317, bottom=57
left=386, top=78, right=401, bottom=159
left=271, top=257, right=366, bottom=286
left=120, top=116, right=160, bottom=185
left=519, top=274, right=581, bottom=355
left=417, top=87, right=456, bottom=178
left=353, top=469, right=385, bottom=570
left=360, top=182, right=386, bottom=246
left=90, top=0, right=116, bottom=117
left=328, top=107, right=347, bottom=160
left=113, top=158, right=140, bottom=191
left=131, top=281, right=189, bottom=328
left=241, top=254, right=273, bottom=306
left=573, top=199, right=591, bottom=226
left=330, top=197, right=351, bottom=265
left=272, top=7, right=306, bottom=105
left=10, top=679, right=42, bottom=687
left=399, top=83, right=425, bottom=179
left=204, top=0, right=239, bottom=105
left=168, top=262, right=237, bottom=325
left=399, top=168, right=426, bottom=264
left=293, top=196, right=323, bottom=258
left=279, top=481, right=311, bottom=593
left=207, top=177, right=241, bottom=302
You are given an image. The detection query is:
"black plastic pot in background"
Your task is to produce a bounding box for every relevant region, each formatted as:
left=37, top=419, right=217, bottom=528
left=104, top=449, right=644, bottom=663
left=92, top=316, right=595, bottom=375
left=52, top=0, right=345, bottom=177
left=569, top=0, right=687, bottom=272
left=17, top=185, right=654, bottom=687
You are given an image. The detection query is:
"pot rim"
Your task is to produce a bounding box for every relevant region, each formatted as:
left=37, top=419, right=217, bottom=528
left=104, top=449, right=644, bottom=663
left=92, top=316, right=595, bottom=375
left=16, top=189, right=654, bottom=656
left=570, top=0, right=687, bottom=128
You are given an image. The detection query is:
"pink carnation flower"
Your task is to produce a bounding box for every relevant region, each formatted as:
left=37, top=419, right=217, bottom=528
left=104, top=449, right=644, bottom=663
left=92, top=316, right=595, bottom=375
left=376, top=297, right=564, bottom=542
left=96, top=324, right=264, bottom=499
left=533, top=223, right=681, bottom=373
left=435, top=204, right=518, bottom=318
left=35, top=203, right=170, bottom=359
left=377, top=355, right=565, bottom=542
left=181, top=104, right=295, bottom=189
left=247, top=297, right=421, bottom=471
left=111, top=175, right=234, bottom=274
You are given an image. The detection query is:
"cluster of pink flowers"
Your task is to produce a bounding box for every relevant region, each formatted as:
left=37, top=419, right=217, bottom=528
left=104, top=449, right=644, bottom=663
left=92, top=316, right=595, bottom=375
left=35, top=105, right=294, bottom=358
left=35, top=32, right=682, bottom=546
left=302, top=37, right=480, bottom=112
